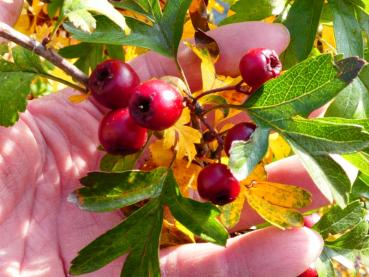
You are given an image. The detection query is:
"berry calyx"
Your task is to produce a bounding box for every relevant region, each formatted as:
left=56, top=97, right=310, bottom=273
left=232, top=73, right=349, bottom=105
left=298, top=267, right=318, bottom=277
left=239, top=48, right=282, bottom=89
left=224, top=122, right=256, bottom=156
left=197, top=163, right=240, bottom=205
left=89, top=59, right=140, bottom=109
left=129, top=79, right=184, bottom=130
left=98, top=108, right=148, bottom=155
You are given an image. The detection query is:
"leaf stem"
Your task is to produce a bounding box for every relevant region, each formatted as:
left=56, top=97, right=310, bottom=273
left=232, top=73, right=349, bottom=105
left=41, top=73, right=87, bottom=93
left=0, top=22, right=89, bottom=90
left=175, top=58, right=193, bottom=99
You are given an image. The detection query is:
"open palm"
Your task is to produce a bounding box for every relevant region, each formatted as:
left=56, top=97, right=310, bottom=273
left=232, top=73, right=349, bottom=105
left=0, top=2, right=325, bottom=276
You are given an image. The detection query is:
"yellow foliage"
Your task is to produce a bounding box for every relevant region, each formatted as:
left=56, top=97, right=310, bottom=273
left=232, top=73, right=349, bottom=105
left=184, top=42, right=217, bottom=91
left=220, top=163, right=266, bottom=228
left=150, top=140, right=174, bottom=167
left=245, top=181, right=312, bottom=229
left=163, top=108, right=202, bottom=163
left=268, top=133, right=291, bottom=161
left=321, top=25, right=336, bottom=53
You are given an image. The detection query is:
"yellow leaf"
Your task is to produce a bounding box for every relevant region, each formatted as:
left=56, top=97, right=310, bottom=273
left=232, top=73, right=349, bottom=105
left=220, top=185, right=246, bottom=229
left=68, top=93, right=90, bottom=103
left=268, top=133, right=291, bottom=161
left=172, top=159, right=202, bottom=196
left=245, top=181, right=312, bottom=229
left=163, top=108, right=202, bottom=163
left=175, top=221, right=195, bottom=242
left=149, top=140, right=174, bottom=167
left=160, top=219, right=195, bottom=248
left=322, top=24, right=336, bottom=52
left=241, top=163, right=267, bottom=184
left=184, top=41, right=216, bottom=91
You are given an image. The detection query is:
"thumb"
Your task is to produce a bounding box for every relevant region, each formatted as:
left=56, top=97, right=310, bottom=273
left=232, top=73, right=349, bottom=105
left=0, top=0, right=23, bottom=26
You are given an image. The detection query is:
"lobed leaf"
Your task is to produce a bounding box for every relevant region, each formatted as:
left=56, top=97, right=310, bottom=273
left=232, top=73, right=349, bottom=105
left=164, top=170, right=228, bottom=245
left=70, top=198, right=162, bottom=275
left=69, top=168, right=168, bottom=212
left=313, top=200, right=365, bottom=238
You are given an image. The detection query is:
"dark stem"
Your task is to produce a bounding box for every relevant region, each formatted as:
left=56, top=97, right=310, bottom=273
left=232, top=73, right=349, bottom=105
left=0, top=22, right=89, bottom=90
left=201, top=103, right=243, bottom=116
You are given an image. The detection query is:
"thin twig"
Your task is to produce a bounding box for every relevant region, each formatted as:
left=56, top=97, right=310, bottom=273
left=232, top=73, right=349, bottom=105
left=0, top=22, right=89, bottom=89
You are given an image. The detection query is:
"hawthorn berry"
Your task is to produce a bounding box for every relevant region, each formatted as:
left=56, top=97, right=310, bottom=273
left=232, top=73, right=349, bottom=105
left=239, top=48, right=282, bottom=89
left=89, top=59, right=140, bottom=109
left=298, top=267, right=318, bottom=277
left=197, top=163, right=240, bottom=205
left=129, top=79, right=184, bottom=130
left=98, top=108, right=148, bottom=155
left=224, top=122, right=256, bottom=156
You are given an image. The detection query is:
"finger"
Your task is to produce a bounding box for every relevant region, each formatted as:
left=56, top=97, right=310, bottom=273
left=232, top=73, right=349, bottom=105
left=130, top=22, right=290, bottom=90
left=160, top=226, right=323, bottom=277
left=233, top=156, right=330, bottom=231
left=0, top=0, right=23, bottom=25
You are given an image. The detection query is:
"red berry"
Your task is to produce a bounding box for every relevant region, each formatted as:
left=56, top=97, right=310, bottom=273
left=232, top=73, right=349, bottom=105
left=89, top=59, right=140, bottom=109
left=129, top=79, right=183, bottom=130
left=224, top=122, right=256, bottom=156
left=98, top=108, right=148, bottom=155
left=239, top=48, right=282, bottom=89
left=197, top=163, right=240, bottom=205
left=298, top=267, right=318, bottom=277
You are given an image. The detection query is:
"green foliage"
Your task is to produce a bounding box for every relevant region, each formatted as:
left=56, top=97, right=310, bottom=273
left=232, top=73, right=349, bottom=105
left=69, top=168, right=228, bottom=275
left=0, top=46, right=54, bottom=126
left=99, top=153, right=139, bottom=172
left=281, top=0, right=324, bottom=68
left=64, top=0, right=193, bottom=57
left=219, top=0, right=284, bottom=25
left=229, top=127, right=270, bottom=180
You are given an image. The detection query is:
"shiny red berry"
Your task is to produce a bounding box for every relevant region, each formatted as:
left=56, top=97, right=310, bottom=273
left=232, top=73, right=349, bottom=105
left=98, top=108, right=147, bottom=155
left=239, top=48, right=282, bottom=89
left=89, top=59, right=140, bottom=109
left=224, top=122, right=256, bottom=156
left=197, top=163, right=240, bottom=205
left=129, top=79, right=183, bottom=130
left=298, top=267, right=318, bottom=277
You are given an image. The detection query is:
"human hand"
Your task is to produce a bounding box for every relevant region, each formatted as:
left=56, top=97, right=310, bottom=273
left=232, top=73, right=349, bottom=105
left=0, top=1, right=325, bottom=276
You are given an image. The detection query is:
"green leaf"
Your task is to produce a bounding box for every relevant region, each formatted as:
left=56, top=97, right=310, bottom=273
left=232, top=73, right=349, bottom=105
left=327, top=220, right=369, bottom=250
left=313, top=200, right=364, bottom=238
left=280, top=116, right=369, bottom=154
left=59, top=42, right=104, bottom=73
left=65, top=0, right=192, bottom=57
left=164, top=170, right=228, bottom=245
left=315, top=248, right=336, bottom=277
left=69, top=168, right=168, bottom=212
left=62, top=0, right=128, bottom=33
left=329, top=0, right=363, bottom=57
left=99, top=153, right=139, bottom=172
left=325, top=79, right=369, bottom=119
left=292, top=145, right=351, bottom=207
left=244, top=55, right=365, bottom=125
left=281, top=0, right=323, bottom=68
left=350, top=172, right=369, bottom=200
left=111, top=0, right=154, bottom=20
left=219, top=0, right=283, bottom=25
left=344, top=151, right=369, bottom=176
left=228, top=127, right=270, bottom=181
left=0, top=46, right=55, bottom=126
left=121, top=203, right=163, bottom=277
left=70, top=198, right=162, bottom=275
left=48, top=0, right=64, bottom=18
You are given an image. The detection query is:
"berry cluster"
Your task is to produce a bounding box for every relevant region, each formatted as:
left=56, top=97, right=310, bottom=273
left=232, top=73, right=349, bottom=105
left=89, top=60, right=184, bottom=155
left=89, top=47, right=281, bottom=206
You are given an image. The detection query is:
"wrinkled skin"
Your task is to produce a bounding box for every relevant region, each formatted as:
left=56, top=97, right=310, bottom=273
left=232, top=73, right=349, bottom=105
left=0, top=1, right=327, bottom=276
